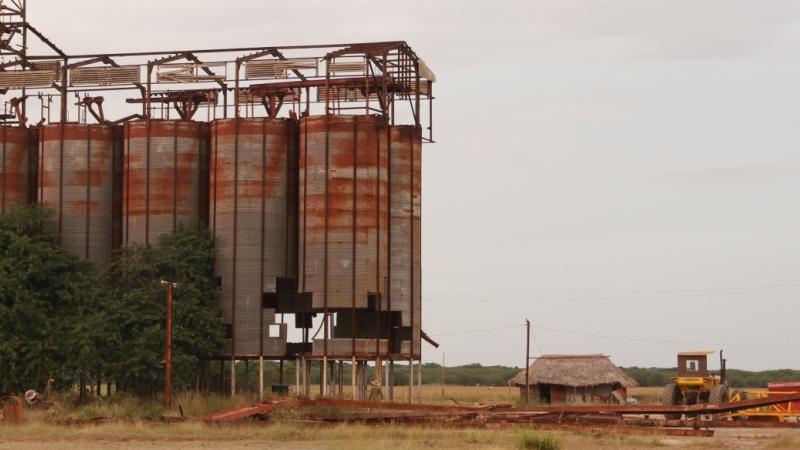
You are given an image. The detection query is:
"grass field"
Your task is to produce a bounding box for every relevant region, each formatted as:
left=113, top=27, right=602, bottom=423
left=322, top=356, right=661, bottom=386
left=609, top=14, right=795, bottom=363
left=4, top=415, right=800, bottom=449
left=0, top=419, right=726, bottom=450
left=4, top=388, right=800, bottom=449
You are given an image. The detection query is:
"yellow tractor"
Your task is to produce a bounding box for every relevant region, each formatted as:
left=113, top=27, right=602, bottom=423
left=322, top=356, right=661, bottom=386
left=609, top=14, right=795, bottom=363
left=662, top=351, right=729, bottom=419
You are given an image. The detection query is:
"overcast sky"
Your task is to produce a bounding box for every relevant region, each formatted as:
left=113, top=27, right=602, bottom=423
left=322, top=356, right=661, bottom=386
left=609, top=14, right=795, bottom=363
left=28, top=0, right=800, bottom=370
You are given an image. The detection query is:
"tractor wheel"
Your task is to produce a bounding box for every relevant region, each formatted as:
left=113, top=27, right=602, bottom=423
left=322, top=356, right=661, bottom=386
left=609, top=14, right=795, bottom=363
left=662, top=383, right=682, bottom=420
left=710, top=384, right=730, bottom=404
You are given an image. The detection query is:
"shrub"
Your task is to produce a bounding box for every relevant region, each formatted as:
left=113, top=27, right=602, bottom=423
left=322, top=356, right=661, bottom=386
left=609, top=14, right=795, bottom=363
left=519, top=431, right=561, bottom=450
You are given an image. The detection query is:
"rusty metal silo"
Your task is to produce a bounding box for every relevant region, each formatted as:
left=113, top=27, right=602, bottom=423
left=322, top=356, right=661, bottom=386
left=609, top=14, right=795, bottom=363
left=0, top=127, right=30, bottom=213
left=210, top=118, right=298, bottom=358
left=299, top=115, right=389, bottom=357
left=123, top=120, right=206, bottom=246
left=389, top=125, right=422, bottom=358
left=39, top=124, right=115, bottom=267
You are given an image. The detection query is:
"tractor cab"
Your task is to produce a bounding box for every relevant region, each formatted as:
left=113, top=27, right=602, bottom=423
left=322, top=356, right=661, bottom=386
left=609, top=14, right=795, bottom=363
left=662, top=350, right=729, bottom=417
left=677, top=351, right=713, bottom=379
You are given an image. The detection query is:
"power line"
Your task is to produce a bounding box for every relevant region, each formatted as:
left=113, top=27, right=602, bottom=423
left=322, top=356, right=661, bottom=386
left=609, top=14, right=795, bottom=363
left=425, top=285, right=800, bottom=304
left=427, top=282, right=800, bottom=299
left=429, top=324, right=524, bottom=337
left=533, top=324, right=800, bottom=348
left=531, top=327, right=544, bottom=356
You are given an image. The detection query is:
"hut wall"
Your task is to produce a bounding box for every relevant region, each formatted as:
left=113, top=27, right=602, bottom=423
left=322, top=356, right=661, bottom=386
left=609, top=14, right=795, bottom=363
left=519, top=384, right=621, bottom=404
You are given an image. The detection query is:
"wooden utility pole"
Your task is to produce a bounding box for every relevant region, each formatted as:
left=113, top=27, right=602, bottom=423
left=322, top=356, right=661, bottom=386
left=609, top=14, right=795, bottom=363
left=525, top=319, right=530, bottom=403
left=162, top=280, right=177, bottom=408
left=441, top=353, right=445, bottom=402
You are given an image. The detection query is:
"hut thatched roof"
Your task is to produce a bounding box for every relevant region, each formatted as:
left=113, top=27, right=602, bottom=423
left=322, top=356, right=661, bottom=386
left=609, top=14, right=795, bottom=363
left=508, top=354, right=638, bottom=388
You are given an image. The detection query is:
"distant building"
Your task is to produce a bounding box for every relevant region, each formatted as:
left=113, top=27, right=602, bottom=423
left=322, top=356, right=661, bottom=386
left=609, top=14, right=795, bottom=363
left=508, top=354, right=638, bottom=404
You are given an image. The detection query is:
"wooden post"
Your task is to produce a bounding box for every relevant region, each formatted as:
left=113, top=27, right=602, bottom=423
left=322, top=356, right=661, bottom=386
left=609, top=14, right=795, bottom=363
left=441, top=353, right=445, bottom=402
left=351, top=357, right=357, bottom=400
left=295, top=358, right=300, bottom=398
left=164, top=281, right=175, bottom=408
left=408, top=360, right=414, bottom=403
left=258, top=356, right=264, bottom=402
left=525, top=319, right=531, bottom=403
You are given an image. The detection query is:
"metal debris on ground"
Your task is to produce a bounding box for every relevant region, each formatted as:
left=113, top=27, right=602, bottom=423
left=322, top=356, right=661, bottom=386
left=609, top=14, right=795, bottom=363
left=1, top=396, right=24, bottom=424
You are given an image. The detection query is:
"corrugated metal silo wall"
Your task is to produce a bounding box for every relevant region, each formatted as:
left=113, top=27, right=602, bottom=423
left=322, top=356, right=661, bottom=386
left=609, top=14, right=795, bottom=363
left=389, top=125, right=422, bottom=358
left=299, top=115, right=389, bottom=310
left=210, top=118, right=298, bottom=358
left=0, top=127, right=30, bottom=213
left=123, top=120, right=205, bottom=246
left=39, top=124, right=115, bottom=267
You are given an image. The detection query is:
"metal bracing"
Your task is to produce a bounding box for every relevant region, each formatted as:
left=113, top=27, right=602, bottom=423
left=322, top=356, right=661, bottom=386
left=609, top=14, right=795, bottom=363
left=0, top=6, right=434, bottom=138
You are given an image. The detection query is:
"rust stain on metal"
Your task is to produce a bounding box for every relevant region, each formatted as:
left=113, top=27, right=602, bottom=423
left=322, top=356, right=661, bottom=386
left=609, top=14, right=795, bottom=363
left=39, top=124, right=114, bottom=267
left=299, top=115, right=389, bottom=311
left=389, top=125, right=422, bottom=357
left=201, top=398, right=720, bottom=437
left=203, top=399, right=297, bottom=423
left=210, top=117, right=298, bottom=358
left=0, top=127, right=30, bottom=214
left=123, top=120, right=202, bottom=246
left=1, top=396, right=24, bottom=424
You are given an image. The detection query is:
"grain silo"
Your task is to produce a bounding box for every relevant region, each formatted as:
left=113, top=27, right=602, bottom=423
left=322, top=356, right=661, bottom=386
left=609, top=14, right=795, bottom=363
left=122, top=120, right=207, bottom=246
left=0, top=127, right=31, bottom=213
left=389, top=125, right=422, bottom=358
left=210, top=117, right=298, bottom=358
left=39, top=124, right=115, bottom=267
left=298, top=114, right=389, bottom=358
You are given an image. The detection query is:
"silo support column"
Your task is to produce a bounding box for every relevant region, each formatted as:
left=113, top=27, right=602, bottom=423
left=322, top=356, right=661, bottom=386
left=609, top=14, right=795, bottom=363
left=230, top=359, right=236, bottom=396
left=418, top=360, right=422, bottom=402
left=304, top=358, right=311, bottom=397
left=338, top=361, right=344, bottom=397
left=258, top=356, right=264, bottom=402
left=384, top=360, right=389, bottom=400
left=350, top=356, right=358, bottom=400
left=295, top=358, right=300, bottom=398
left=388, top=360, right=394, bottom=401
left=408, top=361, right=414, bottom=403
left=322, top=356, right=328, bottom=397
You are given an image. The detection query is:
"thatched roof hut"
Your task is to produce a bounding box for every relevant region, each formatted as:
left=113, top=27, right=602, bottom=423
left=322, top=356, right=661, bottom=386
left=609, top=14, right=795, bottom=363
left=509, top=354, right=638, bottom=388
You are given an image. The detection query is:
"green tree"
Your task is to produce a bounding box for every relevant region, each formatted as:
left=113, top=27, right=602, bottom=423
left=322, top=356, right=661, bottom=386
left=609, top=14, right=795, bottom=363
left=107, top=224, right=223, bottom=396
left=0, top=206, right=94, bottom=393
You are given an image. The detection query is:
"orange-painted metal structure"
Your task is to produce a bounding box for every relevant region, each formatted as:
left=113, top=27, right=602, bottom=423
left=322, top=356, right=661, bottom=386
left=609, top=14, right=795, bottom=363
left=723, top=385, right=800, bottom=421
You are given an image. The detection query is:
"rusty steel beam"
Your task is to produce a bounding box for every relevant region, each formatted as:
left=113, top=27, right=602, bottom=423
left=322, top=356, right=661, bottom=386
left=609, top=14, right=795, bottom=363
left=527, top=423, right=714, bottom=438
left=24, top=41, right=408, bottom=61
left=325, top=42, right=405, bottom=60
left=203, top=400, right=297, bottom=422
left=249, top=76, right=390, bottom=94
left=67, top=55, right=119, bottom=69
left=673, top=420, right=800, bottom=429
left=532, top=393, right=800, bottom=415
left=24, top=23, right=65, bottom=58
left=304, top=399, right=504, bottom=412
left=183, top=52, right=227, bottom=90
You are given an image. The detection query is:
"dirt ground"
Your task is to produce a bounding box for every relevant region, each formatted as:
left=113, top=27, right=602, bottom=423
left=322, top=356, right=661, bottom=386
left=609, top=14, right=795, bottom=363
left=2, top=423, right=800, bottom=450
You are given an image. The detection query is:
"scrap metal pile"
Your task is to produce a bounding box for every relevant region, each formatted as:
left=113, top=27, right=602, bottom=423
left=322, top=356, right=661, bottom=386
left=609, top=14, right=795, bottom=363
left=202, top=393, right=800, bottom=438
